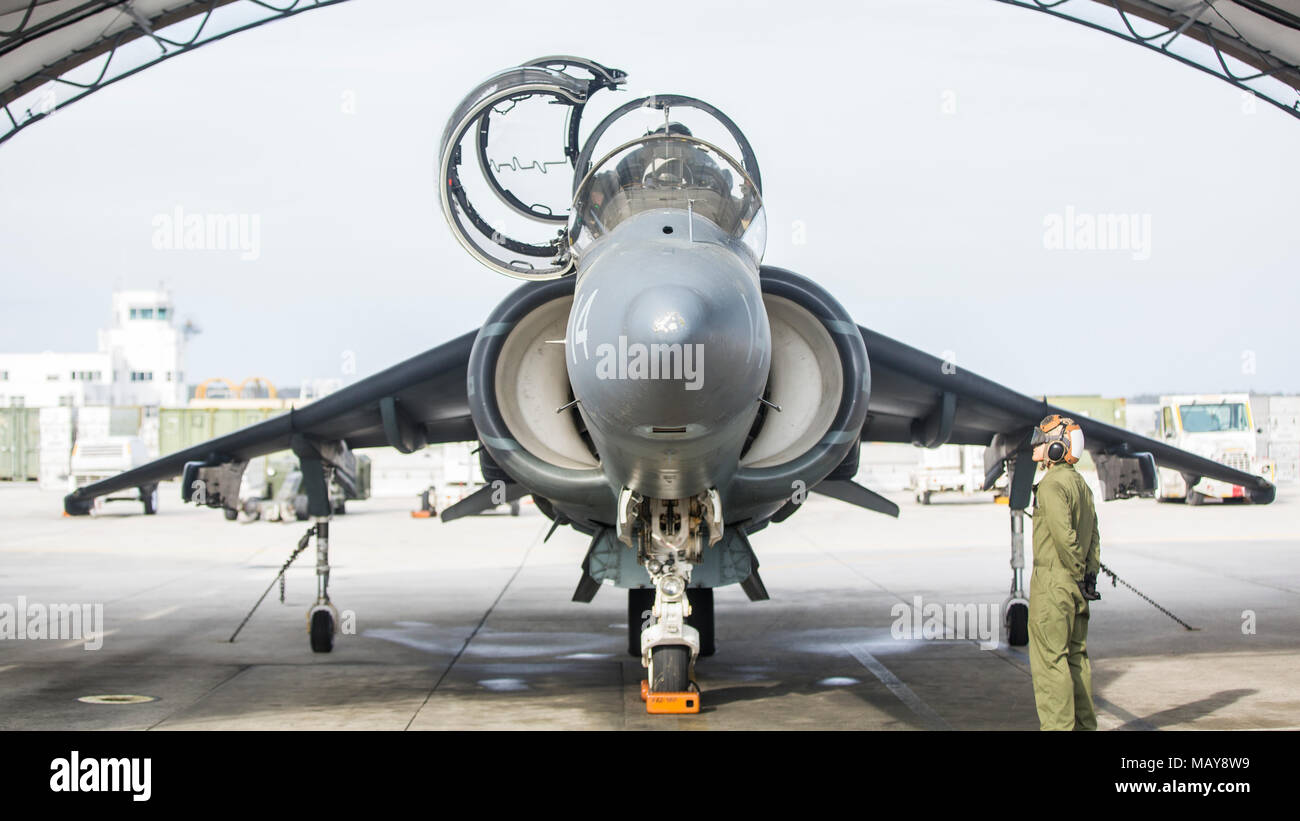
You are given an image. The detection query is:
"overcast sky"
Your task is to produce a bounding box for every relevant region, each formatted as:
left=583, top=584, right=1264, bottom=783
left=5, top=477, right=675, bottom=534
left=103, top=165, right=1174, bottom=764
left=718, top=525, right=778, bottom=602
left=1, top=0, right=1297, bottom=399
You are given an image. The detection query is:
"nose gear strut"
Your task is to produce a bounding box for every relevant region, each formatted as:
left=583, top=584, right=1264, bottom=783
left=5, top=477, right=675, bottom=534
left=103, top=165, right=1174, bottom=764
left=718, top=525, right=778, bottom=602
left=626, top=491, right=722, bottom=714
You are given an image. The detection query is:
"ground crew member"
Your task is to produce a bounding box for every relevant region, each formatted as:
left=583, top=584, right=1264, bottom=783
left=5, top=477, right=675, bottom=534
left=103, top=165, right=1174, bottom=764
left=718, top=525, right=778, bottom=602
left=1028, top=415, right=1102, bottom=731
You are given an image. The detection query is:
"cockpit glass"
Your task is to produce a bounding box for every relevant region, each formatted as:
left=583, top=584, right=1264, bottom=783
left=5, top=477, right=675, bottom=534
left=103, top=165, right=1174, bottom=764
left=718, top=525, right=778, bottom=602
left=569, top=134, right=766, bottom=263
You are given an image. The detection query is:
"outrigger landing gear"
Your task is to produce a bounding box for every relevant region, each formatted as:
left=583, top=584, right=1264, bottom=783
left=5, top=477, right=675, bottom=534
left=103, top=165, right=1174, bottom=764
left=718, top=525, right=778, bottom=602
left=307, top=517, right=337, bottom=653
left=993, top=444, right=1036, bottom=648
left=291, top=434, right=352, bottom=654
left=1001, top=507, right=1029, bottom=647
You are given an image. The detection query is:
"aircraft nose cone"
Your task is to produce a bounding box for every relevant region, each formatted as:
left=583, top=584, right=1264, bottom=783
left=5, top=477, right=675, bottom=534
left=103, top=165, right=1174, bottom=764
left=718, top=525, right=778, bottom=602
left=626, top=285, right=704, bottom=347
left=572, top=272, right=762, bottom=426
left=565, top=232, right=772, bottom=498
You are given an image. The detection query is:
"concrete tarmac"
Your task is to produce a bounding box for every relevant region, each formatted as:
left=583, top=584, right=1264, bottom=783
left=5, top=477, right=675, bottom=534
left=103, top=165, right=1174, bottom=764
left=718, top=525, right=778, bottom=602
left=0, top=481, right=1296, bottom=730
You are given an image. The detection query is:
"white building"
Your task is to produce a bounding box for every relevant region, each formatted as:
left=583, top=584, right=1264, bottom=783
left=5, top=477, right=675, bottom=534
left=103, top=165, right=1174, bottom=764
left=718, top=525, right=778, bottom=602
left=0, top=289, right=187, bottom=408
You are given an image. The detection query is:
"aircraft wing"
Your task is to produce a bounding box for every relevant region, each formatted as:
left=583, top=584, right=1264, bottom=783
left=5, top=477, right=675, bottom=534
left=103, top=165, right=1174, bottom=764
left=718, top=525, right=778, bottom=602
left=857, top=325, right=1276, bottom=504
left=63, top=330, right=478, bottom=514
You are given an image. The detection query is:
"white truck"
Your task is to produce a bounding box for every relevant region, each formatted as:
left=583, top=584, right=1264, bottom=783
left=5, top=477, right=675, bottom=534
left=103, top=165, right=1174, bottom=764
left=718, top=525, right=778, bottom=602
left=68, top=436, right=157, bottom=514
left=909, top=444, right=1006, bottom=504
left=1154, top=393, right=1275, bottom=504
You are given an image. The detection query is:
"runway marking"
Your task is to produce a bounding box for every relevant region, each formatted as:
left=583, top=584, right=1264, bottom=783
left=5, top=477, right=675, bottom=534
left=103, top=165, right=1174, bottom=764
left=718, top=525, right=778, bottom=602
left=58, top=629, right=117, bottom=650
left=1000, top=645, right=1156, bottom=731
left=103, top=569, right=215, bottom=605
left=843, top=643, right=952, bottom=730
left=140, top=605, right=181, bottom=621
left=0, top=665, right=18, bottom=674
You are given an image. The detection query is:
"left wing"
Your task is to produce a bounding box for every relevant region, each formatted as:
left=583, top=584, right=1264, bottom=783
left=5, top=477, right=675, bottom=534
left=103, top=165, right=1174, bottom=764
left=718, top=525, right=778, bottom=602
left=64, top=330, right=478, bottom=515
left=857, top=325, right=1276, bottom=505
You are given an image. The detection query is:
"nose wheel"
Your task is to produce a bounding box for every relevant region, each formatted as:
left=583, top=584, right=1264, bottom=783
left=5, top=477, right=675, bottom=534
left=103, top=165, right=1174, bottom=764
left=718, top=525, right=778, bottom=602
left=650, top=645, right=690, bottom=692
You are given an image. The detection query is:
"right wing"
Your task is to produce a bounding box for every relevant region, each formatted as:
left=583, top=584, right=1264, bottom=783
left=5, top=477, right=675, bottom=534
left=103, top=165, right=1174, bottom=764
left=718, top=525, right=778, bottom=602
left=64, top=330, right=478, bottom=514
left=857, top=325, right=1276, bottom=504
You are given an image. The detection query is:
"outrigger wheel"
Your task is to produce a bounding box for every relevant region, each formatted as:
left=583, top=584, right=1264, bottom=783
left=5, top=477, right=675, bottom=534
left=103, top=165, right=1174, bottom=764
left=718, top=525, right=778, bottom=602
left=1006, top=601, right=1029, bottom=647
left=141, top=484, right=159, bottom=515
left=309, top=607, right=335, bottom=653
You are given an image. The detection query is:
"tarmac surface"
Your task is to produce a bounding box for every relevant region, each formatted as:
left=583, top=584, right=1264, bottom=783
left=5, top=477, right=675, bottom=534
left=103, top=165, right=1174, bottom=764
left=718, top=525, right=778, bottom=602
left=0, top=479, right=1296, bottom=730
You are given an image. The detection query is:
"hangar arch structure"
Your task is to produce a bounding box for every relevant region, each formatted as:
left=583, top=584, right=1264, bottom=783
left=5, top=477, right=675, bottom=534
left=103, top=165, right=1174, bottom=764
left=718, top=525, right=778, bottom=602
left=2, top=0, right=1298, bottom=147
left=0, top=0, right=351, bottom=146
left=995, top=1, right=1300, bottom=118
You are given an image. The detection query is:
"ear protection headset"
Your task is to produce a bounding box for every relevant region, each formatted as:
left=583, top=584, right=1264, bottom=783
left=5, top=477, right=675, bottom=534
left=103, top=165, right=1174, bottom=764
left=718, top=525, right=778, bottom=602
left=1031, top=414, right=1084, bottom=464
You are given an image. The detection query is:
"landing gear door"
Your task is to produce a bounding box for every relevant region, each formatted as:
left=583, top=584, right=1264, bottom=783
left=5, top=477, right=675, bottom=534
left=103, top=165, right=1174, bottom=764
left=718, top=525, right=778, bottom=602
left=438, top=57, right=625, bottom=280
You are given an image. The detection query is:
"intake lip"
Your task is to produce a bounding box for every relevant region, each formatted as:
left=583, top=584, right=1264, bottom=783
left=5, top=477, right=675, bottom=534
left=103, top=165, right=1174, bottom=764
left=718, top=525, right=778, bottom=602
left=466, top=276, right=614, bottom=514
left=726, top=265, right=871, bottom=520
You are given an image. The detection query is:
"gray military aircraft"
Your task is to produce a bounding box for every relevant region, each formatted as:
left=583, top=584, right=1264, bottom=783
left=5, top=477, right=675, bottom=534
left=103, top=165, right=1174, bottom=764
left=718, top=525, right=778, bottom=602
left=64, top=56, right=1276, bottom=697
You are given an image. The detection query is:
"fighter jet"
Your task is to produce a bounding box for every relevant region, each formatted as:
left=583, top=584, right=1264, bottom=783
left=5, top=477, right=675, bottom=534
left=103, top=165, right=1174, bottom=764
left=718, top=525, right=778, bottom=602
left=64, top=56, right=1275, bottom=701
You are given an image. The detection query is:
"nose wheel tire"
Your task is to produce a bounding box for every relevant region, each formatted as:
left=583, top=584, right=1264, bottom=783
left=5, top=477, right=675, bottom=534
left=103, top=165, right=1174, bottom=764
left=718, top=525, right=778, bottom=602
left=650, top=645, right=689, bottom=693
left=309, top=609, right=335, bottom=653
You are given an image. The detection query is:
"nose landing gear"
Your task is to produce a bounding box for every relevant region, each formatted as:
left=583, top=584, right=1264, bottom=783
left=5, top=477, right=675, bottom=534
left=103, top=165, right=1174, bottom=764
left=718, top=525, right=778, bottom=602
left=639, top=569, right=700, bottom=714
left=625, top=492, right=722, bottom=714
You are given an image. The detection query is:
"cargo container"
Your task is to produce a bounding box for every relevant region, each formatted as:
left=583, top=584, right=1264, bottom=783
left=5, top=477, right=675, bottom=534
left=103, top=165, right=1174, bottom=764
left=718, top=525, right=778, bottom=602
left=0, top=407, right=40, bottom=481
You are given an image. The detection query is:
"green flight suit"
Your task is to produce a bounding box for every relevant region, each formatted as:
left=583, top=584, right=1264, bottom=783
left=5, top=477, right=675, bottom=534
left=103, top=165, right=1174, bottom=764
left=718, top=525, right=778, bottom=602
left=1028, top=461, right=1101, bottom=731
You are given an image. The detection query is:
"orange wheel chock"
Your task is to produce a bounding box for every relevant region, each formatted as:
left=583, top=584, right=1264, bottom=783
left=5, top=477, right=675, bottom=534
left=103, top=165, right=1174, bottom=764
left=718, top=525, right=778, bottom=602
left=640, top=680, right=701, bottom=714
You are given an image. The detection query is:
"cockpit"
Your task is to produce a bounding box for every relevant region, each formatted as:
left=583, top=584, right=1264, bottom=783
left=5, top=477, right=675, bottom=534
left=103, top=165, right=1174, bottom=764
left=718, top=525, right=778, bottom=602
left=569, top=127, right=766, bottom=264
